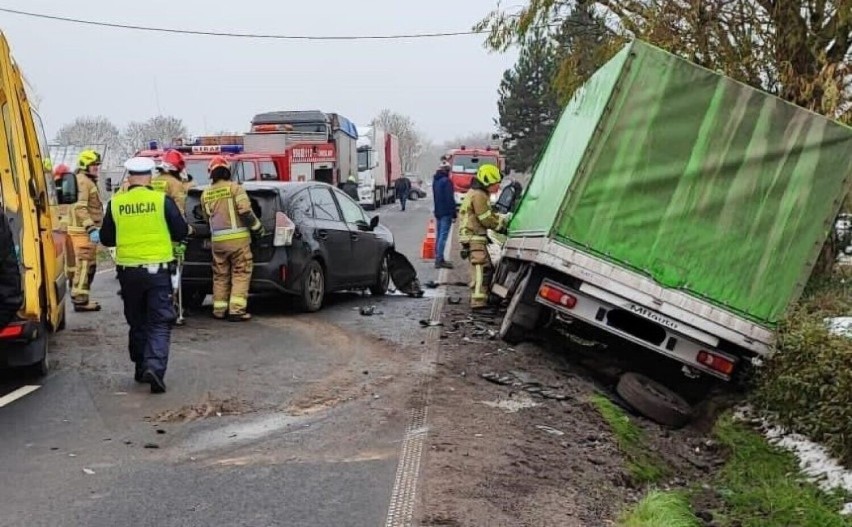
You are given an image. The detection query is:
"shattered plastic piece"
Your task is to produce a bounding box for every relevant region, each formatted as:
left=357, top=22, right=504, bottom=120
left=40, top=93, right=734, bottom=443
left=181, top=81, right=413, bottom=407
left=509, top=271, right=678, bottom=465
left=825, top=317, right=852, bottom=338
left=448, top=296, right=462, bottom=305
left=143, top=443, right=160, bottom=449
left=481, top=372, right=513, bottom=386
left=82, top=468, right=95, bottom=475
left=536, top=425, right=565, bottom=436
left=419, top=319, right=443, bottom=327
left=541, top=391, right=569, bottom=401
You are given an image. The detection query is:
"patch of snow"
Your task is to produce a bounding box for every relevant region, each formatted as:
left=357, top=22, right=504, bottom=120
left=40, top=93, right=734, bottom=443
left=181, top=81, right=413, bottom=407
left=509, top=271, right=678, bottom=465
left=736, top=406, right=852, bottom=515
left=825, top=317, right=852, bottom=338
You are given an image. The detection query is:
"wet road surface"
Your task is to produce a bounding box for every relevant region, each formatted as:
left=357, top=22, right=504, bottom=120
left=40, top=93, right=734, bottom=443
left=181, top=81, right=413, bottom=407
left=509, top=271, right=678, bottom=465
left=0, top=197, right=440, bottom=527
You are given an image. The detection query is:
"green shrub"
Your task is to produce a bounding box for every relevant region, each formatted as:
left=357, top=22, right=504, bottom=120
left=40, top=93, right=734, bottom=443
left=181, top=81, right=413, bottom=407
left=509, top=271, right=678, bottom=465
left=754, top=274, right=852, bottom=465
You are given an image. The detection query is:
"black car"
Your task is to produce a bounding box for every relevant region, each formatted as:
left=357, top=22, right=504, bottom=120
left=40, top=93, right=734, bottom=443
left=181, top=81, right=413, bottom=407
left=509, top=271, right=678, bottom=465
left=182, top=181, right=394, bottom=312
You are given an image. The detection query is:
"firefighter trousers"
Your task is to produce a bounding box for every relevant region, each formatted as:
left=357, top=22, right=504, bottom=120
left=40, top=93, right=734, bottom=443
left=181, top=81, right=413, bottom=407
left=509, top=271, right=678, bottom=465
left=70, top=233, right=97, bottom=305
left=211, top=243, right=253, bottom=317
left=63, top=233, right=76, bottom=285
left=467, top=241, right=492, bottom=309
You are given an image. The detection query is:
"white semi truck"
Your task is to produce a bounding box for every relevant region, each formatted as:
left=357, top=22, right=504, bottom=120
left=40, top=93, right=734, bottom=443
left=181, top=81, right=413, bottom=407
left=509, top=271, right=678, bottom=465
left=356, top=125, right=401, bottom=209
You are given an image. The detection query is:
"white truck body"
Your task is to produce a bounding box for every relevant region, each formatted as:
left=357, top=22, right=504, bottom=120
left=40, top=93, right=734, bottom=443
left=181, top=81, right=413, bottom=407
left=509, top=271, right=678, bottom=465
left=356, top=125, right=388, bottom=208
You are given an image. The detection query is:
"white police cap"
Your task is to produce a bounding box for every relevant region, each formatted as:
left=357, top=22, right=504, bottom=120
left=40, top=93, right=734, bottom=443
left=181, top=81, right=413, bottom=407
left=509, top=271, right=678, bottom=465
left=124, top=157, right=156, bottom=175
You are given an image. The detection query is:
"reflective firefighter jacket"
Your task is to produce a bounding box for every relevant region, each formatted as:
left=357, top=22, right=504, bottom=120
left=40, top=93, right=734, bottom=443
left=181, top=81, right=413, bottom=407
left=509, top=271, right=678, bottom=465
left=458, top=188, right=505, bottom=244
left=151, top=173, right=187, bottom=215
left=69, top=173, right=103, bottom=234
left=200, top=181, right=261, bottom=247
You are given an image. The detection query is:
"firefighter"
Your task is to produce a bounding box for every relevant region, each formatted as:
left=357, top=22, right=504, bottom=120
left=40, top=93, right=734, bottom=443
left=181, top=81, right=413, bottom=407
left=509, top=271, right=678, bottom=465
left=68, top=149, right=104, bottom=312
left=458, top=164, right=509, bottom=311
left=53, top=164, right=77, bottom=286
left=200, top=156, right=264, bottom=321
left=152, top=149, right=188, bottom=214
left=100, top=157, right=188, bottom=393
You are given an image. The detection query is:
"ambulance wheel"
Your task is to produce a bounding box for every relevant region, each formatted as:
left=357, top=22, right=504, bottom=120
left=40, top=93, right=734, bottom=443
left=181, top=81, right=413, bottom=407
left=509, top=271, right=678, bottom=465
left=370, top=254, right=390, bottom=296
left=300, top=260, right=325, bottom=312
left=26, top=327, right=49, bottom=378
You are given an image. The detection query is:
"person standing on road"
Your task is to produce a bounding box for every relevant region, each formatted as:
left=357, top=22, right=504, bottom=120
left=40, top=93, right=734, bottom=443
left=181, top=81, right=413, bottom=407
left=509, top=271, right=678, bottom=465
left=0, top=207, right=22, bottom=330
left=201, top=156, right=264, bottom=321
left=152, top=149, right=189, bottom=215
left=432, top=161, right=456, bottom=269
left=458, top=164, right=509, bottom=311
left=395, top=175, right=412, bottom=211
left=67, top=149, right=104, bottom=312
left=100, top=157, right=189, bottom=393
left=342, top=175, right=359, bottom=202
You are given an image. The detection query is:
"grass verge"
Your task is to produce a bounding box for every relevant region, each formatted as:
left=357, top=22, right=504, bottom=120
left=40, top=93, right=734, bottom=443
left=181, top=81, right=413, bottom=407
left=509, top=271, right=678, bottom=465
left=619, top=491, right=700, bottom=527
left=712, top=415, right=852, bottom=527
left=590, top=393, right=667, bottom=485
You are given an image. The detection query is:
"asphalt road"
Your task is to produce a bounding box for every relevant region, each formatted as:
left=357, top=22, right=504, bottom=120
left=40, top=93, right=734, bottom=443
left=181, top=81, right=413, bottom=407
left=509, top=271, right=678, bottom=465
left=0, top=197, right=440, bottom=527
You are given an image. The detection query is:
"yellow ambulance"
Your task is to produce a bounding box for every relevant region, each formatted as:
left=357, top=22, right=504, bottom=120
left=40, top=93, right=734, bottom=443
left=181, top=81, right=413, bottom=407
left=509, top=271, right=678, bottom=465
left=0, top=31, right=71, bottom=375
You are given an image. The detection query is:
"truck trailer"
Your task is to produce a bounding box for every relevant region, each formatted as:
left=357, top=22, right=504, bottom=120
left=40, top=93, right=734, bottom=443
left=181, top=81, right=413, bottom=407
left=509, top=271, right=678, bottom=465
left=492, top=40, right=852, bottom=427
left=356, top=125, right=402, bottom=209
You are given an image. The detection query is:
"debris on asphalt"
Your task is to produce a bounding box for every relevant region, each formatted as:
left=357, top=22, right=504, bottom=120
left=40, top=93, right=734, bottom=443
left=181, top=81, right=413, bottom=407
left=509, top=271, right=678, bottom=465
left=360, top=305, right=383, bottom=316
left=420, top=319, right=444, bottom=327
left=448, top=296, right=462, bottom=305
left=424, top=280, right=440, bottom=289
left=482, top=395, right=540, bottom=413
left=143, top=443, right=160, bottom=449
left=481, top=372, right=514, bottom=385
left=68, top=453, right=77, bottom=458
left=156, top=429, right=166, bottom=435
left=82, top=468, right=96, bottom=475
left=535, top=425, right=565, bottom=436
left=541, top=390, right=569, bottom=401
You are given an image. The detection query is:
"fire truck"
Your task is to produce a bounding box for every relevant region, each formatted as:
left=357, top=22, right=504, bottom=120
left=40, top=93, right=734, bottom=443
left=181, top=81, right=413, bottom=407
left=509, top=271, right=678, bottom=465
left=107, top=136, right=282, bottom=193
left=445, top=145, right=506, bottom=205
left=244, top=110, right=358, bottom=186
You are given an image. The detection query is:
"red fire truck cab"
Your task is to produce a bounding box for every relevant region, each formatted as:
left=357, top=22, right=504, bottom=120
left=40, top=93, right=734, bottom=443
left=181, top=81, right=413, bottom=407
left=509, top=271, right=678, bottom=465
left=445, top=145, right=505, bottom=206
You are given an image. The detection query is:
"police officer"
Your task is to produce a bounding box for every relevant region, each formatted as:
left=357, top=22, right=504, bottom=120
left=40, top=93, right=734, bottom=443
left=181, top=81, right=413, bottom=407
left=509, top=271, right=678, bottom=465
left=201, top=156, right=264, bottom=321
left=458, top=164, right=509, bottom=311
left=68, top=149, right=104, bottom=312
left=100, top=157, right=189, bottom=393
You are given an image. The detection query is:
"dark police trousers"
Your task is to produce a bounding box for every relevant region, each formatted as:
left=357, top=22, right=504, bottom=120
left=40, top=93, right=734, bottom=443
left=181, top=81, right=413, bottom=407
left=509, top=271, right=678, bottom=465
left=117, top=264, right=176, bottom=378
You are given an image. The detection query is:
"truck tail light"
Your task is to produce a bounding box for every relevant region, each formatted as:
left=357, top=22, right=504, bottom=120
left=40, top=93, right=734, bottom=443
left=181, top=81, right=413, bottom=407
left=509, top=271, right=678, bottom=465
left=538, top=284, right=577, bottom=309
left=697, top=351, right=735, bottom=375
left=273, top=212, right=295, bottom=247
left=280, top=266, right=287, bottom=282
left=0, top=322, right=24, bottom=339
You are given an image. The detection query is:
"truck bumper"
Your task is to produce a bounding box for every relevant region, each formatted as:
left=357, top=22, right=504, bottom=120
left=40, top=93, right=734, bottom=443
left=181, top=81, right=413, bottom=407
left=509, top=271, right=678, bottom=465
left=534, top=277, right=738, bottom=381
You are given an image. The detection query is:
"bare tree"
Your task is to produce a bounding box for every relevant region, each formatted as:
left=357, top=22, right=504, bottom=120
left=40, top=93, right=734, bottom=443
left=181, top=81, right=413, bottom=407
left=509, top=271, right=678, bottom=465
left=371, top=110, right=424, bottom=173
left=54, top=116, right=122, bottom=168
left=119, top=115, right=189, bottom=160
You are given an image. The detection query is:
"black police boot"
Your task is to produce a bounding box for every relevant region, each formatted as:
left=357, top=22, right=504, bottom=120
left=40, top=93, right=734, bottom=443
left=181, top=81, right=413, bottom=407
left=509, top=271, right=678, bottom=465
left=142, top=369, right=167, bottom=394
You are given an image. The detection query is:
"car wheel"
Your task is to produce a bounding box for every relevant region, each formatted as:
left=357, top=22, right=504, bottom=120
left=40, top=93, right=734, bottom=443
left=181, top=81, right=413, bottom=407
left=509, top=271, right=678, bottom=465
left=300, top=260, right=325, bottom=312
left=616, top=372, right=693, bottom=428
left=370, top=254, right=390, bottom=296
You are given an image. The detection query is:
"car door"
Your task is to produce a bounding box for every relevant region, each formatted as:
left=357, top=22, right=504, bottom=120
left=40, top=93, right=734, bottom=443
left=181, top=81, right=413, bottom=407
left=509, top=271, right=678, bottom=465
left=332, top=188, right=382, bottom=285
left=308, top=186, right=352, bottom=288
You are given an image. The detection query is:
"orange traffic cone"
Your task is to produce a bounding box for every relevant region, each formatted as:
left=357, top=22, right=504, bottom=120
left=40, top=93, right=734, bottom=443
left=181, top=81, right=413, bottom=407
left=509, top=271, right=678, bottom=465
left=421, top=218, right=436, bottom=260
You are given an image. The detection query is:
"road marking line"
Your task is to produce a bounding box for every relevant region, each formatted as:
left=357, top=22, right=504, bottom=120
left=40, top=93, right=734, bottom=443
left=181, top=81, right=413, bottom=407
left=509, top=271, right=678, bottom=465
left=0, top=385, right=41, bottom=408
left=385, top=230, right=453, bottom=527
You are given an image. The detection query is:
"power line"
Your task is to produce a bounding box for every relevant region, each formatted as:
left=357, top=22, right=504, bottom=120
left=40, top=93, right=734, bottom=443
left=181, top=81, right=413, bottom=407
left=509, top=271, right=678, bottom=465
left=0, top=6, right=487, bottom=40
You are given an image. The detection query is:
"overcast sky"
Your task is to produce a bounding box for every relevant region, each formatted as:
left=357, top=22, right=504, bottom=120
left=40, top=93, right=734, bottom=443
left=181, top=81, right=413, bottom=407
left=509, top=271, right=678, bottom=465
left=2, top=0, right=517, bottom=143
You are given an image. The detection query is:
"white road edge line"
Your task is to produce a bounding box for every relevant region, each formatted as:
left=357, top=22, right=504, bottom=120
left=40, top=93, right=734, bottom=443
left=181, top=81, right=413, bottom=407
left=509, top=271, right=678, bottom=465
left=0, top=385, right=41, bottom=408
left=385, top=229, right=454, bottom=527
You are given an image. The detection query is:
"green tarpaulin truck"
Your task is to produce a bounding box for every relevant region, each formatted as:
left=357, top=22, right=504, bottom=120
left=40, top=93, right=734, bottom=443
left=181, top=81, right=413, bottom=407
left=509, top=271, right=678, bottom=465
left=492, top=40, right=852, bottom=426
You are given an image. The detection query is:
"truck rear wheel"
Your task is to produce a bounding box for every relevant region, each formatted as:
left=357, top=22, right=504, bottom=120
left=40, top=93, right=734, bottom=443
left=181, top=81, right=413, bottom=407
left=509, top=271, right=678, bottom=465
left=616, top=372, right=693, bottom=428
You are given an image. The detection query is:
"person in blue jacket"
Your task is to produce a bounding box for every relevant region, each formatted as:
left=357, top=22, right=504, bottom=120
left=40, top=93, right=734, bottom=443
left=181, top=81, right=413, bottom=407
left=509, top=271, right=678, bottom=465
left=432, top=161, right=457, bottom=269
